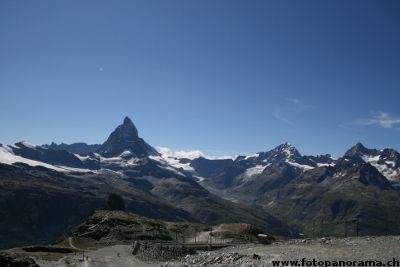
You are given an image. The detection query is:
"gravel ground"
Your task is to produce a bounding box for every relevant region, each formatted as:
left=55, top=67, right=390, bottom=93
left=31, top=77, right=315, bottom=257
left=33, top=236, right=400, bottom=267
left=161, top=236, right=400, bottom=267
left=35, top=245, right=160, bottom=267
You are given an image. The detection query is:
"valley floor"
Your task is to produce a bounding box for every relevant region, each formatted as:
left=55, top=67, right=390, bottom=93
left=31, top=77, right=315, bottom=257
left=13, top=236, right=400, bottom=267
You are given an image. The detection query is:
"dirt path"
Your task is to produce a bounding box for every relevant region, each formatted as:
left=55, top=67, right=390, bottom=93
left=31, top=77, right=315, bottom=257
left=68, top=237, right=79, bottom=250
left=187, top=225, right=232, bottom=243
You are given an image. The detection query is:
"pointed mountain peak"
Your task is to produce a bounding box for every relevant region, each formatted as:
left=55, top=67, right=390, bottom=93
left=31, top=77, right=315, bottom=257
left=96, top=117, right=158, bottom=158
left=273, top=142, right=301, bottom=158
left=123, top=116, right=134, bottom=125
left=343, top=142, right=380, bottom=160
left=280, top=142, right=292, bottom=149
left=344, top=142, right=368, bottom=157
left=120, top=116, right=139, bottom=139
left=245, top=142, right=301, bottom=164
left=354, top=142, right=367, bottom=151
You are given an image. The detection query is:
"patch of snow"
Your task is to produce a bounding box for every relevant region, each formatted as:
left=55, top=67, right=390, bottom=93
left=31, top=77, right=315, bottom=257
left=0, top=145, right=67, bottom=172
left=20, top=141, right=37, bottom=149
left=0, top=145, right=97, bottom=173
left=372, top=163, right=399, bottom=181
left=244, top=165, right=266, bottom=177
left=126, top=157, right=140, bottom=166
left=194, top=176, right=205, bottom=182
left=100, top=156, right=126, bottom=163
left=74, top=154, right=90, bottom=161
left=360, top=153, right=399, bottom=181
left=286, top=160, right=314, bottom=171
left=235, top=165, right=267, bottom=185
left=360, top=154, right=380, bottom=164
left=154, top=156, right=196, bottom=173
left=385, top=161, right=395, bottom=167
left=245, top=153, right=259, bottom=160
left=317, top=163, right=335, bottom=167
left=149, top=155, right=191, bottom=176
left=120, top=150, right=133, bottom=158
left=52, top=165, right=96, bottom=173
left=283, top=147, right=294, bottom=157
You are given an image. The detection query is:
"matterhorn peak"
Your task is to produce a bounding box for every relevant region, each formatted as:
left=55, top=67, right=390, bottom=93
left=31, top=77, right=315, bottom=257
left=96, top=116, right=159, bottom=158
left=121, top=116, right=139, bottom=140
left=123, top=116, right=134, bottom=125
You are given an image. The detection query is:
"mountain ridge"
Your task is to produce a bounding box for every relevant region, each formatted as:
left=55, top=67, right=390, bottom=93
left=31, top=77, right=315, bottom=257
left=0, top=116, right=295, bottom=250
left=1, top=116, right=400, bottom=248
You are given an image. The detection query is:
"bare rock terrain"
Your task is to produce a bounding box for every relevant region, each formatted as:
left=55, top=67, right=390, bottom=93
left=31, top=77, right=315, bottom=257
left=160, top=236, right=400, bottom=267
left=4, top=235, right=398, bottom=267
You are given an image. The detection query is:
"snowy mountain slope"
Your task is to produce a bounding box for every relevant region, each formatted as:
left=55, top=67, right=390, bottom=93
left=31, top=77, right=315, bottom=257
left=255, top=155, right=400, bottom=237
left=236, top=142, right=301, bottom=165
left=1, top=115, right=400, bottom=243
left=199, top=143, right=336, bottom=194
left=343, top=142, right=400, bottom=184
left=0, top=116, right=295, bottom=250
left=0, top=143, right=68, bottom=172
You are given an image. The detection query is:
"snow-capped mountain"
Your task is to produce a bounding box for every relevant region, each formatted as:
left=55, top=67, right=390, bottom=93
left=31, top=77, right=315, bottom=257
left=0, top=117, right=163, bottom=173
left=0, top=141, right=94, bottom=171
left=97, top=116, right=160, bottom=158
left=343, top=142, right=400, bottom=184
left=1, top=116, right=400, bottom=247
left=0, top=116, right=293, bottom=250
left=236, top=142, right=301, bottom=164
left=199, top=141, right=400, bottom=237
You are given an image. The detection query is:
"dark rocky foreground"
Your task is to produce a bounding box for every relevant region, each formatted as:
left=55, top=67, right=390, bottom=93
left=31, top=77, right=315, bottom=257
left=0, top=252, right=40, bottom=267
left=3, top=235, right=399, bottom=267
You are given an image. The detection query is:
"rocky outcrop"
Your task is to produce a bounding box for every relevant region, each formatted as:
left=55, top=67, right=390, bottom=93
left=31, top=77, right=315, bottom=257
left=0, top=252, right=39, bottom=267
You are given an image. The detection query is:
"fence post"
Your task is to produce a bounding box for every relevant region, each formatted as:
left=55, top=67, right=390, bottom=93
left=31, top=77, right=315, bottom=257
left=321, top=219, right=324, bottom=237
left=313, top=220, right=315, bottom=240
left=356, top=217, right=359, bottom=237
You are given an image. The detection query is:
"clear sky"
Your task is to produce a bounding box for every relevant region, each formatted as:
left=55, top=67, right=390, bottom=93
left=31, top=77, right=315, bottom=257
left=1, top=1, right=399, bottom=159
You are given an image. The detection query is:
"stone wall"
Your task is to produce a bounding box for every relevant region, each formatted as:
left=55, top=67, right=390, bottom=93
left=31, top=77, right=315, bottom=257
left=134, top=243, right=195, bottom=262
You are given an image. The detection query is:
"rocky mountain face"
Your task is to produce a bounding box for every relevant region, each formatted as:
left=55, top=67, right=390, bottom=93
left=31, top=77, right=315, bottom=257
left=196, top=143, right=400, bottom=237
left=1, top=116, right=399, bottom=249
left=0, top=162, right=196, bottom=250
left=96, top=116, right=159, bottom=158
left=343, top=142, right=400, bottom=186
left=0, top=117, right=292, bottom=250
left=53, top=210, right=273, bottom=246
left=43, top=142, right=101, bottom=155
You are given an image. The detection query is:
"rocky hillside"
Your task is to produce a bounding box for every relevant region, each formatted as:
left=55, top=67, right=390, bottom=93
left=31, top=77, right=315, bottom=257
left=53, top=210, right=275, bottom=246
left=0, top=117, right=293, bottom=249
left=2, top=116, right=399, bottom=250
left=200, top=143, right=400, bottom=237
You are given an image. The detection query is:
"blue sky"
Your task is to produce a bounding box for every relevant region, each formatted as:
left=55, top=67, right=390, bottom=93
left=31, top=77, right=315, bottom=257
left=1, top=1, right=399, bottom=159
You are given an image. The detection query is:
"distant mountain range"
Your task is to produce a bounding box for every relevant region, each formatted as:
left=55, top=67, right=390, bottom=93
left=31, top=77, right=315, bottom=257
left=0, top=116, right=399, bottom=249
left=43, top=142, right=101, bottom=155
left=0, top=117, right=291, bottom=249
